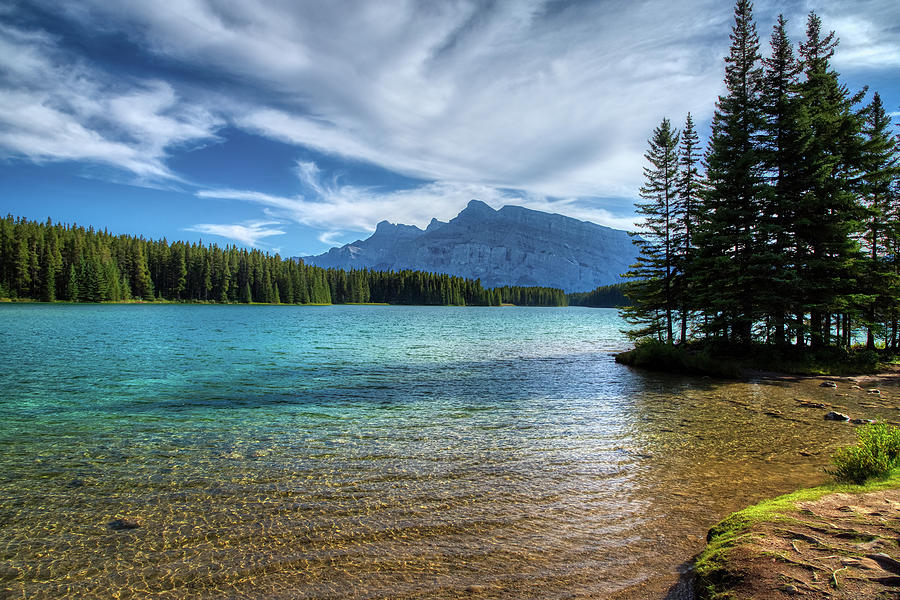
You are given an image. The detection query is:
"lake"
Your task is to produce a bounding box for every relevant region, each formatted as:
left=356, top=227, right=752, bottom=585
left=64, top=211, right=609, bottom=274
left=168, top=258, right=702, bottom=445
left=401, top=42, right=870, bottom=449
left=0, top=304, right=888, bottom=598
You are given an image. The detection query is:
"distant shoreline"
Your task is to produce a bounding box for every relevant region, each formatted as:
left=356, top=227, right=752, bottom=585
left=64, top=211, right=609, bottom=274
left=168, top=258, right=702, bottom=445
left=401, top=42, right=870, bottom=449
left=0, top=298, right=569, bottom=308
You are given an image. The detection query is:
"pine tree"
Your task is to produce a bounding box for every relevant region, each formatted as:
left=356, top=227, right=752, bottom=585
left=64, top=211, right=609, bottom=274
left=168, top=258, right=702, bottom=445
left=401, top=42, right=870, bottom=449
left=694, top=0, right=766, bottom=344
left=858, top=92, right=900, bottom=348
left=889, top=169, right=900, bottom=350
left=674, top=112, right=703, bottom=343
left=169, top=244, right=187, bottom=299
left=796, top=11, right=865, bottom=348
left=623, top=117, right=680, bottom=342
left=131, top=244, right=154, bottom=301
left=758, top=14, right=807, bottom=345
left=66, top=263, right=78, bottom=302
left=239, top=281, right=252, bottom=303
left=39, top=240, right=58, bottom=302
left=14, top=237, right=30, bottom=297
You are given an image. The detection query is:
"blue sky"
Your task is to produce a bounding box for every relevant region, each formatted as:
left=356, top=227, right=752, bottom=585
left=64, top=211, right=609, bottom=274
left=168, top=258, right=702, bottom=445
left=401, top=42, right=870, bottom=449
left=1, top=0, right=898, bottom=257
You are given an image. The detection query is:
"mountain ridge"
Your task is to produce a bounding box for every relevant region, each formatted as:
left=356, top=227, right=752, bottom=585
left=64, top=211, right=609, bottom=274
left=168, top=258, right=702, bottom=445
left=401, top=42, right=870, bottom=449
left=303, top=200, right=636, bottom=293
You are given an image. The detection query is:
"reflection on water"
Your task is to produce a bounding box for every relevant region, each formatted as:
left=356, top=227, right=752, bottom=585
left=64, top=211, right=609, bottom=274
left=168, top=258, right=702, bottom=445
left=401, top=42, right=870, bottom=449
left=0, top=305, right=894, bottom=598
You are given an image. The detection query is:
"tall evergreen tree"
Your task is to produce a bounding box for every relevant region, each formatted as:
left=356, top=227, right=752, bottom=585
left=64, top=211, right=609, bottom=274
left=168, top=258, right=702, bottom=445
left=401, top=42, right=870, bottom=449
left=674, top=112, right=703, bottom=343
left=694, top=0, right=766, bottom=344
left=796, top=11, right=865, bottom=348
left=131, top=243, right=154, bottom=301
left=859, top=92, right=900, bottom=348
left=623, top=117, right=680, bottom=342
left=759, top=14, right=807, bottom=345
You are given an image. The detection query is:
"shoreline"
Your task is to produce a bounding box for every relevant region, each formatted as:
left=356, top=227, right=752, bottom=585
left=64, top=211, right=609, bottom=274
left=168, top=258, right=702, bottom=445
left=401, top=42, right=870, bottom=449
left=614, top=365, right=900, bottom=599
left=0, top=298, right=556, bottom=308
left=616, top=341, right=900, bottom=379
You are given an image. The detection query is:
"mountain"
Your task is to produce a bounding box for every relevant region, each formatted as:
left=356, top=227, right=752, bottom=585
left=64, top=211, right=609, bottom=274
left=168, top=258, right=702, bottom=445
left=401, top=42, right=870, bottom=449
left=302, top=200, right=636, bottom=293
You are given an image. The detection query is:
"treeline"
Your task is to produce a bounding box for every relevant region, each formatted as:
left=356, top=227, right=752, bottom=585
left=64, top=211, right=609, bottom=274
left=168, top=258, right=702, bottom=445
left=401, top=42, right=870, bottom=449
left=625, top=1, right=900, bottom=351
left=568, top=283, right=629, bottom=308
left=0, top=215, right=566, bottom=307
left=495, top=285, right=568, bottom=307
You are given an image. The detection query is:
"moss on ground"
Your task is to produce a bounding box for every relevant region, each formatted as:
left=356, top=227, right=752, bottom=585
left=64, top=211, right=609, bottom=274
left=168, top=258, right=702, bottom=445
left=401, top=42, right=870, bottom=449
left=694, top=471, right=900, bottom=599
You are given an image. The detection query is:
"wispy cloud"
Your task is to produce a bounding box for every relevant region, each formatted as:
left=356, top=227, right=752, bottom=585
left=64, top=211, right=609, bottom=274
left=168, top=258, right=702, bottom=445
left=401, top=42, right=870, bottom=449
left=317, top=231, right=345, bottom=246
left=5, top=0, right=899, bottom=230
left=807, top=1, right=900, bottom=69
left=185, top=220, right=285, bottom=247
left=36, top=0, right=735, bottom=199
left=0, top=22, right=221, bottom=181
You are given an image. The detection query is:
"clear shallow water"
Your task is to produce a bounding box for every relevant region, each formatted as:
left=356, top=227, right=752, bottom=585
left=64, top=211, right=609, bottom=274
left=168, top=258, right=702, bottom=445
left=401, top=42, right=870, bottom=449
left=0, top=304, right=894, bottom=598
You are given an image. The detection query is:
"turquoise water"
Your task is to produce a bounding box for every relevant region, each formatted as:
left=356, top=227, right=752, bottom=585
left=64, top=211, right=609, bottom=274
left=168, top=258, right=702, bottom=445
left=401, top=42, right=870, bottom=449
left=0, top=304, right=887, bottom=598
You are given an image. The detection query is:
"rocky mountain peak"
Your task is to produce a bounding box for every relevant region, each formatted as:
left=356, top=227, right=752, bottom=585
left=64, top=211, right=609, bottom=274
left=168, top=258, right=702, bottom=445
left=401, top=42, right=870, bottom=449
left=302, top=201, right=636, bottom=292
left=454, top=199, right=496, bottom=221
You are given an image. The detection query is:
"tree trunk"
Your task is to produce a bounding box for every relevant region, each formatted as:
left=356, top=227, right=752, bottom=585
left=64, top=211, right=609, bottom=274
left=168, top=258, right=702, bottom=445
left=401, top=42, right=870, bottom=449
left=867, top=306, right=876, bottom=350
left=666, top=307, right=673, bottom=344
left=774, top=313, right=786, bottom=346
left=891, top=319, right=898, bottom=351
left=810, top=311, right=822, bottom=349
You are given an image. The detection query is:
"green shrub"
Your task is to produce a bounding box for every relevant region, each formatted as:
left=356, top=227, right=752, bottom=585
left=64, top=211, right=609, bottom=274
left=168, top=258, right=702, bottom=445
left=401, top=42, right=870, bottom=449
left=830, top=422, right=900, bottom=484
left=615, top=339, right=742, bottom=378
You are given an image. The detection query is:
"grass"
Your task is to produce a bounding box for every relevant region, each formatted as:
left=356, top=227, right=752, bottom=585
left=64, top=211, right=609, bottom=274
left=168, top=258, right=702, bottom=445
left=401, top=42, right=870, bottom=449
left=830, top=422, right=900, bottom=484
left=694, top=427, right=900, bottom=599
left=615, top=339, right=890, bottom=377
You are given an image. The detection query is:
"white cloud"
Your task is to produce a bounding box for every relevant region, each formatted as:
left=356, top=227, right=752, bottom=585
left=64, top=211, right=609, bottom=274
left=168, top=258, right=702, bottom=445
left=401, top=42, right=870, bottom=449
left=41, top=0, right=732, bottom=198
left=317, top=231, right=344, bottom=246
left=6, top=0, right=899, bottom=224
left=804, top=1, right=900, bottom=69
left=0, top=23, right=221, bottom=181
left=185, top=220, right=286, bottom=247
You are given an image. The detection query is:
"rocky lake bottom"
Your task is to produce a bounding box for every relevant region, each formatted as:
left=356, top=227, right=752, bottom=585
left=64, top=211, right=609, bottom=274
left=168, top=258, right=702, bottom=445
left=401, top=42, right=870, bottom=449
left=1, top=304, right=896, bottom=598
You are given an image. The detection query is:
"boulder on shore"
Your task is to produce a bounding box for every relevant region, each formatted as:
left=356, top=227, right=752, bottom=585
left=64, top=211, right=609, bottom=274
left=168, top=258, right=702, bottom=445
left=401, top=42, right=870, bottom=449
left=824, top=411, right=850, bottom=421
left=108, top=517, right=142, bottom=531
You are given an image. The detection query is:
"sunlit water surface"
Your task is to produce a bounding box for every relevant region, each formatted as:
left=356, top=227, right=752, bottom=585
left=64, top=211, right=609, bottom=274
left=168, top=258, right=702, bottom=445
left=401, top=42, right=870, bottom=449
left=1, top=304, right=895, bottom=598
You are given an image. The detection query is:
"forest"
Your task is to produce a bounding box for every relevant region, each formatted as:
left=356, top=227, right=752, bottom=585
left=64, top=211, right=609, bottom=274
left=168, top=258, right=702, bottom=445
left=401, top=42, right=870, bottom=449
left=625, top=1, right=900, bottom=353
left=0, top=215, right=567, bottom=307
left=568, top=283, right=628, bottom=308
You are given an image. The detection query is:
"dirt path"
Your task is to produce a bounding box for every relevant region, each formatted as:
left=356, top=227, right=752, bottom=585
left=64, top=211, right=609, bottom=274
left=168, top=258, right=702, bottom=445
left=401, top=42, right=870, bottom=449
left=699, top=489, right=900, bottom=599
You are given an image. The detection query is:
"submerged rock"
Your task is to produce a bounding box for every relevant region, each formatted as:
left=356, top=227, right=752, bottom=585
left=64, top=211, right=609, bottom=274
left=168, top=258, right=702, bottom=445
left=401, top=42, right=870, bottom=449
left=851, top=418, right=876, bottom=425
left=108, top=517, right=142, bottom=531
left=824, top=411, right=850, bottom=421
left=798, top=401, right=826, bottom=409
left=819, top=381, right=838, bottom=388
